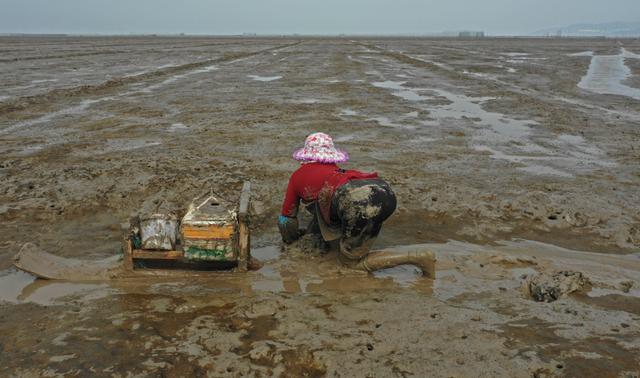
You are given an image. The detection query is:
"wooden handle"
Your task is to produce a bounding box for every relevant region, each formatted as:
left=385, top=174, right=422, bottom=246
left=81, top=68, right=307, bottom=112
left=237, top=181, right=251, bottom=272
left=238, top=181, right=251, bottom=221
left=123, top=238, right=134, bottom=271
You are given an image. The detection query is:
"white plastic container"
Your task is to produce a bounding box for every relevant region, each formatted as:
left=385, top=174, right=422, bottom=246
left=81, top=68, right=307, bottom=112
left=139, top=213, right=178, bottom=250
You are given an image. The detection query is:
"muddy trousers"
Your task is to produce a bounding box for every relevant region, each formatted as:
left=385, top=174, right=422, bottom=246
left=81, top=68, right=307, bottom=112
left=338, top=249, right=436, bottom=278
left=332, top=179, right=436, bottom=277
left=332, top=178, right=396, bottom=258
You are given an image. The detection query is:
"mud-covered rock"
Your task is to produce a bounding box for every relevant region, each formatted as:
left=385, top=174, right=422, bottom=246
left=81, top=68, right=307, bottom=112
left=618, top=280, right=634, bottom=293
left=562, top=211, right=589, bottom=227
left=249, top=342, right=281, bottom=365
left=523, top=271, right=589, bottom=302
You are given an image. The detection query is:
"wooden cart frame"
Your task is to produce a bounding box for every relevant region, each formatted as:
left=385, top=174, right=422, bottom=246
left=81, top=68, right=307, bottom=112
left=123, top=182, right=251, bottom=272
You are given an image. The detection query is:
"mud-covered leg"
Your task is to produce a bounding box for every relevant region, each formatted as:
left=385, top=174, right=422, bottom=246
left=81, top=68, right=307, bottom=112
left=346, top=250, right=436, bottom=278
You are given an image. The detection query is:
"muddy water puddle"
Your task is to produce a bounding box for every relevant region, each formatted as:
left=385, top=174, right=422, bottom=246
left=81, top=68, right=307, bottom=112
left=0, top=269, right=114, bottom=305
left=370, top=79, right=535, bottom=141
left=250, top=245, right=432, bottom=293
left=1, top=241, right=439, bottom=306
left=289, top=97, right=332, bottom=105
left=247, top=74, right=282, bottom=82
left=577, top=48, right=640, bottom=99
left=372, top=80, right=431, bottom=101
left=368, top=70, right=614, bottom=177
left=251, top=245, right=281, bottom=261
left=372, top=264, right=432, bottom=290
left=337, top=108, right=359, bottom=119
left=167, top=122, right=189, bottom=132
left=1, top=244, right=434, bottom=306
left=7, top=239, right=634, bottom=305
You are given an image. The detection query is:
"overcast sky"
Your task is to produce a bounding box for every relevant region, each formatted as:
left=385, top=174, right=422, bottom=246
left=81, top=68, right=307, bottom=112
left=1, top=0, right=639, bottom=36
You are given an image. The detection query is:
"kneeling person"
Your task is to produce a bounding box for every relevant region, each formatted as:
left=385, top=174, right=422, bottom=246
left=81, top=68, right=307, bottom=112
left=278, top=132, right=434, bottom=276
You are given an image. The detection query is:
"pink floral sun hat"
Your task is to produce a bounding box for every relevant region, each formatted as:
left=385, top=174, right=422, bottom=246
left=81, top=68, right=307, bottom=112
left=293, top=132, right=349, bottom=163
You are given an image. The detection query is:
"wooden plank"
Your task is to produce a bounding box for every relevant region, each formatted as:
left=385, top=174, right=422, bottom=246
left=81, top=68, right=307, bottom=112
left=181, top=225, right=234, bottom=239
left=124, top=216, right=138, bottom=271
left=132, top=250, right=184, bottom=260
left=123, top=237, right=134, bottom=271
left=238, top=181, right=251, bottom=222
left=237, top=181, right=251, bottom=272
left=237, top=220, right=249, bottom=272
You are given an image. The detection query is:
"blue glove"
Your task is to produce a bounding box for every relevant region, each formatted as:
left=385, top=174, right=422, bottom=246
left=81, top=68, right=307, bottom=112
left=278, top=215, right=300, bottom=244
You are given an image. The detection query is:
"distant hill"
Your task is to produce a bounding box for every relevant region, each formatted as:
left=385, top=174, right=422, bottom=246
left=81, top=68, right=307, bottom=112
left=534, top=22, right=640, bottom=37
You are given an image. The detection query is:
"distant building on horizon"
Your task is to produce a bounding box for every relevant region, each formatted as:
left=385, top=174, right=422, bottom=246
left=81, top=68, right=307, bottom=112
left=458, top=31, right=485, bottom=38
left=534, top=21, right=640, bottom=38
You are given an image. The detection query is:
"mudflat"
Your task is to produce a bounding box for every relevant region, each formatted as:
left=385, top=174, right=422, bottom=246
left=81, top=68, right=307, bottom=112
left=1, top=36, right=639, bottom=376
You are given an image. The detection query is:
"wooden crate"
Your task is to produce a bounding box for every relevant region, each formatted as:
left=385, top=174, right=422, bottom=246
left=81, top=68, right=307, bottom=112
left=123, top=182, right=251, bottom=272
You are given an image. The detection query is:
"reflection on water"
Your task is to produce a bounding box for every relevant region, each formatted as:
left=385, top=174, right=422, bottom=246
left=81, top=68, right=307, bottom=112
left=5, top=239, right=640, bottom=309
left=372, top=80, right=431, bottom=102
left=249, top=247, right=433, bottom=295
left=0, top=269, right=113, bottom=305
left=19, top=282, right=113, bottom=305
left=0, top=244, right=434, bottom=306
left=372, top=265, right=423, bottom=286
left=252, top=265, right=286, bottom=293
left=251, top=246, right=281, bottom=261
left=0, top=269, right=36, bottom=302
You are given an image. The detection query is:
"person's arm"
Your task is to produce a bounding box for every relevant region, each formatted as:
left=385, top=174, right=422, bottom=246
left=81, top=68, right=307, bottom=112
left=278, top=173, right=301, bottom=243
left=281, top=173, right=300, bottom=218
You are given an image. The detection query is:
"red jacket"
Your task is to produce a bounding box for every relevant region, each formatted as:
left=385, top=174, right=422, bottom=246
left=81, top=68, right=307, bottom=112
left=281, top=162, right=378, bottom=221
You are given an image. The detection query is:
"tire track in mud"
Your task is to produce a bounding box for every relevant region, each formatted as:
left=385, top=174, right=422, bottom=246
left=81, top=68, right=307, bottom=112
left=0, top=37, right=265, bottom=50
left=0, top=50, right=130, bottom=63
left=354, top=41, right=640, bottom=122
left=0, top=41, right=302, bottom=119
left=0, top=40, right=279, bottom=62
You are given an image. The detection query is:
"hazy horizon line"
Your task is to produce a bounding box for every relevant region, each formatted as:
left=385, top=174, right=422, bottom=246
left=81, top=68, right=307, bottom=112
left=0, top=32, right=634, bottom=39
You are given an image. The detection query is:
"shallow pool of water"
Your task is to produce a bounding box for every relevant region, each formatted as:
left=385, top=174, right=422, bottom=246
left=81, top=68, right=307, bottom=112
left=0, top=269, right=114, bottom=305
left=578, top=48, right=640, bottom=100
left=248, top=74, right=282, bottom=82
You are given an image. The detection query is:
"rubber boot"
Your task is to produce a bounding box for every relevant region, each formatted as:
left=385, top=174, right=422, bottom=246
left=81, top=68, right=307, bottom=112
left=356, top=250, right=436, bottom=278
left=339, top=237, right=376, bottom=260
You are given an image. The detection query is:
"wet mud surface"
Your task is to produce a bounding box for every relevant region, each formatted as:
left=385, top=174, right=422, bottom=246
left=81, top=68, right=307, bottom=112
left=1, top=36, right=640, bottom=376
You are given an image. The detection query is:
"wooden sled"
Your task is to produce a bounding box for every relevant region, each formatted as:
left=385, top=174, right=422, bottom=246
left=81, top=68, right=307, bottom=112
left=124, top=182, right=252, bottom=273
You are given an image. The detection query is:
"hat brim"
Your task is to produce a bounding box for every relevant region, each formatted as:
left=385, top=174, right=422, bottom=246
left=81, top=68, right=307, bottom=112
left=292, top=148, right=349, bottom=163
